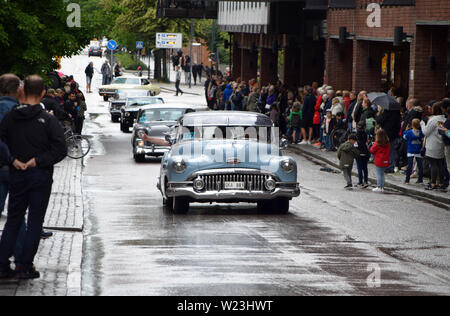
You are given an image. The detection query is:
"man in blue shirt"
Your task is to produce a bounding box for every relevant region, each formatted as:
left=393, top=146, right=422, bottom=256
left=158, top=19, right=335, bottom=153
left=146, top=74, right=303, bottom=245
left=0, top=74, right=21, bottom=217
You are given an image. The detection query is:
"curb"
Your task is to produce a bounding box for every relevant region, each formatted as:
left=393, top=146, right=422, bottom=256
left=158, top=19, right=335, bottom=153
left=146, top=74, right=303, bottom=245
left=289, top=144, right=450, bottom=209
left=159, top=86, right=202, bottom=96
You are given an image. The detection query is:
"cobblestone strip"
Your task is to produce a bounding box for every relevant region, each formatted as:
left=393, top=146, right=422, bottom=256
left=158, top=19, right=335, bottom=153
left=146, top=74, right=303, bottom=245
left=44, top=158, right=84, bottom=230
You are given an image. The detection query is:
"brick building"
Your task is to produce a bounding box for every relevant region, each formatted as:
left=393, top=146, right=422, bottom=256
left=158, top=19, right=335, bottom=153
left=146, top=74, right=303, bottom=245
left=326, top=0, right=450, bottom=102
left=217, top=0, right=328, bottom=88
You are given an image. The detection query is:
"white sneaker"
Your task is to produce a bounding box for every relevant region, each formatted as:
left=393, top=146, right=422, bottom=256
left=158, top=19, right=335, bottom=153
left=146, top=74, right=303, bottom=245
left=372, top=187, right=384, bottom=193
left=394, top=167, right=399, bottom=173
left=300, top=140, right=308, bottom=145
left=307, top=141, right=311, bottom=145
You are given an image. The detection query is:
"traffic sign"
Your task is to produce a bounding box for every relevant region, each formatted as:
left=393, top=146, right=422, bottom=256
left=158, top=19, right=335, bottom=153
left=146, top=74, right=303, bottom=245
left=136, top=41, right=144, bottom=50
left=107, top=40, right=118, bottom=51
left=156, top=33, right=182, bottom=49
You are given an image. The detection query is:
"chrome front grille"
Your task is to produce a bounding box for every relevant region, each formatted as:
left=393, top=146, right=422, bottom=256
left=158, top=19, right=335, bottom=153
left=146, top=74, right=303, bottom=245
left=200, top=173, right=270, bottom=191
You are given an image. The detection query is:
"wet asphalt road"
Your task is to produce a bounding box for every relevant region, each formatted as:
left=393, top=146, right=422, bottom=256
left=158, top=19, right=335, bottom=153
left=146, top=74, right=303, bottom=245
left=62, top=55, right=450, bottom=296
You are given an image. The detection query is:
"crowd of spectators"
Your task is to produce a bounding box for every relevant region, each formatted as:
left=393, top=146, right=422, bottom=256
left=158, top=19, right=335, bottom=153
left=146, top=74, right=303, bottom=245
left=204, top=73, right=450, bottom=192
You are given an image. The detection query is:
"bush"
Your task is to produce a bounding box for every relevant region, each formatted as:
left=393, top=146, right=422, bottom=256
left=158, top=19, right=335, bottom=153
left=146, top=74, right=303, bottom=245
left=115, top=52, right=148, bottom=71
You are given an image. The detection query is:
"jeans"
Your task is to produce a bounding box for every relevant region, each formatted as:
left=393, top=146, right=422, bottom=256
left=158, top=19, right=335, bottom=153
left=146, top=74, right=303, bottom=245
left=0, top=168, right=53, bottom=270
left=175, top=80, right=183, bottom=96
left=0, top=169, right=9, bottom=217
left=356, top=157, right=369, bottom=185
left=388, top=138, right=400, bottom=170
left=324, top=134, right=332, bottom=151
left=376, top=167, right=387, bottom=188
left=406, top=156, right=423, bottom=183
left=342, top=167, right=353, bottom=186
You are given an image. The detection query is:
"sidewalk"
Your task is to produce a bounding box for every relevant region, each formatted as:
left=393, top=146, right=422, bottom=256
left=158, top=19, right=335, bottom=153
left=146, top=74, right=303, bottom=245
left=0, top=158, right=84, bottom=296
left=289, top=143, right=450, bottom=208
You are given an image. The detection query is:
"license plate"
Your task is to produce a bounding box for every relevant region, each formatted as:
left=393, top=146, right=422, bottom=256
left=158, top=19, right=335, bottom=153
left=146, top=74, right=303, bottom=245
left=224, top=182, right=245, bottom=190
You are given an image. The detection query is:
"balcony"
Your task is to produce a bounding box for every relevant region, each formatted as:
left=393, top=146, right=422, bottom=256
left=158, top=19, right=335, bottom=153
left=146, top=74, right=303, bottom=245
left=156, top=0, right=218, bottom=19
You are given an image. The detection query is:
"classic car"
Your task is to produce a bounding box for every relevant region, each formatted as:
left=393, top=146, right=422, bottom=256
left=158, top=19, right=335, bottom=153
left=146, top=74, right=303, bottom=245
left=132, top=104, right=195, bottom=162
left=120, top=96, right=165, bottom=132
left=99, top=75, right=161, bottom=102
left=109, top=89, right=149, bottom=123
left=158, top=111, right=301, bottom=214
left=88, top=46, right=102, bottom=57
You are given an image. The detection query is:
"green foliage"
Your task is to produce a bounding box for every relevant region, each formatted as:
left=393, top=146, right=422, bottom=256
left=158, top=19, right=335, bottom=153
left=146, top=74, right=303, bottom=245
left=0, top=0, right=92, bottom=77
left=115, top=52, right=148, bottom=70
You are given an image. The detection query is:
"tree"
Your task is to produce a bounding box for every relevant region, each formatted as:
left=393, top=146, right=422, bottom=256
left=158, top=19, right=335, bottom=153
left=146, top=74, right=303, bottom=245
left=0, top=0, right=92, bottom=77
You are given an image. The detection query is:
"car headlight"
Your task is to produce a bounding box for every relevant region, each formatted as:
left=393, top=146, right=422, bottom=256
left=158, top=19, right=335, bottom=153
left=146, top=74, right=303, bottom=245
left=264, top=178, right=277, bottom=191
left=280, top=159, right=295, bottom=174
left=193, top=177, right=205, bottom=191
left=125, top=112, right=131, bottom=117
left=172, top=159, right=186, bottom=174
left=137, top=140, right=145, bottom=147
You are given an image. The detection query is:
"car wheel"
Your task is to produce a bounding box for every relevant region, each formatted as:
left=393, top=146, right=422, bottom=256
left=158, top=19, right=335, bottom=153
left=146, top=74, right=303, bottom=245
left=274, top=198, right=290, bottom=214
left=120, top=123, right=128, bottom=133
left=257, top=201, right=272, bottom=213
left=134, top=154, right=146, bottom=163
left=172, top=197, right=189, bottom=214
left=103, top=96, right=109, bottom=102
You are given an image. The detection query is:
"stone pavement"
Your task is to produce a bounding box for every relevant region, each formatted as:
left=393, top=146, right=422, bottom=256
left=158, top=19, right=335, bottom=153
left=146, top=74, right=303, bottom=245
left=0, top=158, right=84, bottom=296
left=289, top=144, right=450, bottom=208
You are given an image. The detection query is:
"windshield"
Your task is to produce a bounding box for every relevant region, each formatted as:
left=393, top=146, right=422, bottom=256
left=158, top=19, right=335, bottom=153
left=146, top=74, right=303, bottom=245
left=127, top=97, right=164, bottom=107
left=139, top=108, right=186, bottom=123
left=116, top=90, right=148, bottom=98
left=113, top=78, right=140, bottom=85
left=178, top=126, right=273, bottom=143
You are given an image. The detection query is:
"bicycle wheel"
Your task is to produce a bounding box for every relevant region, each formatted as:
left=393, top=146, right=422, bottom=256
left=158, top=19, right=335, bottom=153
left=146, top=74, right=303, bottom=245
left=67, top=135, right=91, bottom=159
left=331, top=129, right=347, bottom=150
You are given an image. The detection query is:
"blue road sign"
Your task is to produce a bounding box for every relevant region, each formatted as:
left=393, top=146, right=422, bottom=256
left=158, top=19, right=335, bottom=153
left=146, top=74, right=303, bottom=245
left=107, top=40, right=118, bottom=51
left=136, top=41, right=144, bottom=50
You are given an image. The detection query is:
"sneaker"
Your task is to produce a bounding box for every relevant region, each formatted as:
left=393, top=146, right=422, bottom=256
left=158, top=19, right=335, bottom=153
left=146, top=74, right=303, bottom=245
left=344, top=185, right=353, bottom=190
left=404, top=180, right=410, bottom=185
left=0, top=266, right=16, bottom=279
left=41, top=231, right=53, bottom=239
left=416, top=180, right=424, bottom=185
left=372, top=187, right=384, bottom=193
left=313, top=142, right=322, bottom=147
left=394, top=167, right=399, bottom=173
left=425, top=185, right=437, bottom=191
left=363, top=183, right=370, bottom=189
left=300, top=140, right=307, bottom=145
left=18, top=266, right=40, bottom=280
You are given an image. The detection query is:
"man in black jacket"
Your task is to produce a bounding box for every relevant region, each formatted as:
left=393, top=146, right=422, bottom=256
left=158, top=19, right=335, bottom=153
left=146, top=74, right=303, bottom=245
left=0, top=75, right=67, bottom=279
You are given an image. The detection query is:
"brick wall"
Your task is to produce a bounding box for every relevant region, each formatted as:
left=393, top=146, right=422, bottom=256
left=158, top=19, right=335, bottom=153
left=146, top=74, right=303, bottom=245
left=325, top=38, right=353, bottom=90
left=416, top=0, right=450, bottom=21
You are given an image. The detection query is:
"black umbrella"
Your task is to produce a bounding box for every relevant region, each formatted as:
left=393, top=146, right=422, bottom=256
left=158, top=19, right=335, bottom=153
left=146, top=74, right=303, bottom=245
left=367, top=92, right=401, bottom=111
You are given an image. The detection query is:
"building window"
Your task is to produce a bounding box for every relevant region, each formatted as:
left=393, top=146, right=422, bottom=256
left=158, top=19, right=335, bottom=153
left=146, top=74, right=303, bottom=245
left=381, top=0, right=415, bottom=6
left=329, top=0, right=356, bottom=9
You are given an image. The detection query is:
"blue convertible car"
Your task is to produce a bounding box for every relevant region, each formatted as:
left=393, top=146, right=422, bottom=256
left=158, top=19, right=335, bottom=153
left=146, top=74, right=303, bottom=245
left=158, top=111, right=300, bottom=214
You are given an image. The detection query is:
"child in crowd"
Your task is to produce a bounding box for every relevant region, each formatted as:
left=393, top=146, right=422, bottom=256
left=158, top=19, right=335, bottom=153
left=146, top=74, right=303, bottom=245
left=403, top=118, right=424, bottom=184
left=370, top=129, right=391, bottom=192
left=322, top=109, right=335, bottom=151
left=356, top=122, right=370, bottom=188
left=287, top=102, right=302, bottom=144
left=337, top=134, right=360, bottom=189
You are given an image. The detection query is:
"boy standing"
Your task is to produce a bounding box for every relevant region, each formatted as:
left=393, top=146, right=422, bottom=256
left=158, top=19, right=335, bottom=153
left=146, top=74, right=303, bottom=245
left=337, top=134, right=360, bottom=189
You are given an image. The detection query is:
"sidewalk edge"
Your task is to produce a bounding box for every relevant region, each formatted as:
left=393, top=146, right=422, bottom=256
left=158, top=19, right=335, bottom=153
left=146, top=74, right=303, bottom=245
left=289, top=144, right=450, bottom=209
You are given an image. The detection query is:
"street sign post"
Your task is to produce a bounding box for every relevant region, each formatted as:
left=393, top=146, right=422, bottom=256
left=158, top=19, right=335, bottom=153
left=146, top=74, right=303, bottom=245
left=107, top=40, right=118, bottom=72
left=156, top=33, right=183, bottom=49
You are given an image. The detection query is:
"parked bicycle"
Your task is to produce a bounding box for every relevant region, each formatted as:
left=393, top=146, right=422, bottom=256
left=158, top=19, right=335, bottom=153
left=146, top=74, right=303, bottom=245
left=64, top=123, right=91, bottom=159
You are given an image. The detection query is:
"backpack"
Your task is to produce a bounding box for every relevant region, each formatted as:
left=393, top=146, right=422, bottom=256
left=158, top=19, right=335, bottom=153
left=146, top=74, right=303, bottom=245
left=366, top=117, right=375, bottom=132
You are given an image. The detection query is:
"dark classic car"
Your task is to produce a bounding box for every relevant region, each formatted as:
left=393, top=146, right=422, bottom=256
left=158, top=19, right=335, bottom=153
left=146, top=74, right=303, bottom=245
left=158, top=111, right=301, bottom=214
left=88, top=46, right=102, bottom=57
left=120, top=96, right=165, bottom=132
left=132, top=104, right=194, bottom=162
left=109, top=89, right=149, bottom=123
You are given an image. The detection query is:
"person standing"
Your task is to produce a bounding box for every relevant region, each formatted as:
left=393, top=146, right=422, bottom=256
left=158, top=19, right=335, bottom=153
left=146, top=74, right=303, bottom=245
left=421, top=103, right=446, bottom=191
left=300, top=86, right=316, bottom=145
left=114, top=61, right=122, bottom=78
left=0, top=75, right=67, bottom=279
left=356, top=122, right=370, bottom=188
left=85, top=62, right=94, bottom=94
left=101, top=60, right=112, bottom=85
left=370, top=129, right=391, bottom=193
left=192, top=64, right=198, bottom=86
left=403, top=119, right=424, bottom=184
left=175, top=66, right=183, bottom=97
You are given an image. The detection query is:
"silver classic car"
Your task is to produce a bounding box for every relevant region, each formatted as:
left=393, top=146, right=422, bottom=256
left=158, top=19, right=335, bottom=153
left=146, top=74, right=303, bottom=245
left=132, top=104, right=194, bottom=162
left=158, top=111, right=300, bottom=214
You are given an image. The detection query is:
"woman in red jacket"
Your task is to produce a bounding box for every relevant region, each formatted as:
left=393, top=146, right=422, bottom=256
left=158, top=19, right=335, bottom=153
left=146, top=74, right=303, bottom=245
left=370, top=129, right=391, bottom=192
left=313, top=91, right=323, bottom=145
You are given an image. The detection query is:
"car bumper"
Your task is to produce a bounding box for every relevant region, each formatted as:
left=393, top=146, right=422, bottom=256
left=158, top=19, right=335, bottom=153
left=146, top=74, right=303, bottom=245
left=110, top=110, right=121, bottom=115
left=166, top=182, right=300, bottom=202
left=99, top=91, right=117, bottom=97
left=136, top=145, right=171, bottom=156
